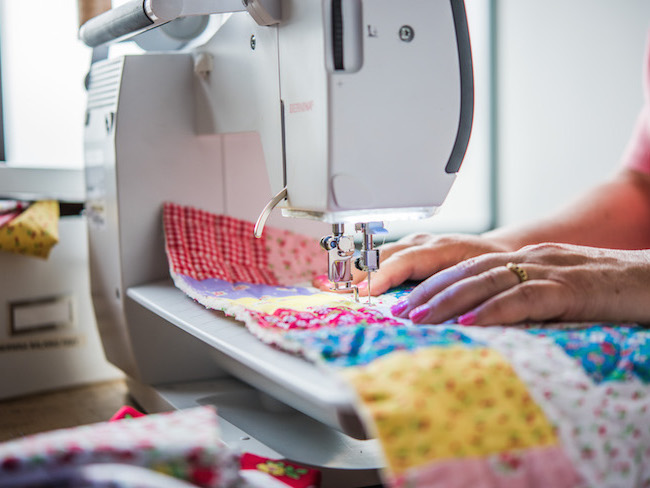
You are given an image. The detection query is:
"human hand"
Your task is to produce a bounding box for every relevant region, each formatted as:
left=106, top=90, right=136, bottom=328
left=390, top=243, right=650, bottom=326
left=312, top=233, right=512, bottom=295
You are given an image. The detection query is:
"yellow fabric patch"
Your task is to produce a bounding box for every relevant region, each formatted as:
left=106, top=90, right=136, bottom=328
left=0, top=201, right=59, bottom=259
left=343, top=345, right=557, bottom=475
left=231, top=293, right=362, bottom=313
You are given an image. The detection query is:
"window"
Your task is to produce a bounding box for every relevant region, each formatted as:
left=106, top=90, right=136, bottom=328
left=0, top=1, right=91, bottom=168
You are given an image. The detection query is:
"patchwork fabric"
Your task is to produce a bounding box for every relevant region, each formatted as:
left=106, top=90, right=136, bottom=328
left=462, top=326, right=650, bottom=487
left=0, top=406, right=240, bottom=488
left=0, top=406, right=321, bottom=488
left=343, top=346, right=558, bottom=473
left=0, top=200, right=59, bottom=258
left=163, top=204, right=650, bottom=488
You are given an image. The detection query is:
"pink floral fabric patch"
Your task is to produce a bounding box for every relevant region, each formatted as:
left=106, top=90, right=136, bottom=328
left=248, top=306, right=403, bottom=332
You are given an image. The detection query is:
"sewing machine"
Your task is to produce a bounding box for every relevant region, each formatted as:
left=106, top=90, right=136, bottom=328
left=81, top=1, right=472, bottom=485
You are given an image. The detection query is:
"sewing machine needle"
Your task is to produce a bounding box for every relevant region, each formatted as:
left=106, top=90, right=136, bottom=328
left=367, top=273, right=372, bottom=305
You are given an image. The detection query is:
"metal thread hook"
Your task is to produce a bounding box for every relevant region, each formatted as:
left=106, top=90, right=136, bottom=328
left=254, top=187, right=287, bottom=238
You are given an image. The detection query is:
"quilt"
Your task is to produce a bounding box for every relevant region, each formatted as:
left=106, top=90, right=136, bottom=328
left=164, top=202, right=650, bottom=488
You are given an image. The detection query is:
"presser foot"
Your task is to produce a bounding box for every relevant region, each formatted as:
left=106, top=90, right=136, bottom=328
left=328, top=281, right=360, bottom=303
left=321, top=222, right=386, bottom=306
left=327, top=280, right=374, bottom=306
left=351, top=275, right=372, bottom=306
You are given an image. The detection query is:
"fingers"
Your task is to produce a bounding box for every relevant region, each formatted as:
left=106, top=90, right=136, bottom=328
left=457, top=280, right=571, bottom=325
left=400, top=265, right=527, bottom=324
left=350, top=233, right=451, bottom=287
left=363, top=234, right=511, bottom=296
left=391, top=261, right=573, bottom=326
left=388, top=254, right=575, bottom=325
left=314, top=248, right=577, bottom=326
left=357, top=244, right=463, bottom=296
left=391, top=253, right=516, bottom=317
left=312, top=274, right=331, bottom=290
left=350, top=241, right=413, bottom=286
left=356, top=251, right=420, bottom=296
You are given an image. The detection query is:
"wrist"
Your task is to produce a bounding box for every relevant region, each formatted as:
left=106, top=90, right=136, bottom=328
left=479, top=229, right=522, bottom=252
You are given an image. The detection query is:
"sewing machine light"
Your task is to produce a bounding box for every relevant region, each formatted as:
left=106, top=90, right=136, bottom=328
left=281, top=207, right=440, bottom=225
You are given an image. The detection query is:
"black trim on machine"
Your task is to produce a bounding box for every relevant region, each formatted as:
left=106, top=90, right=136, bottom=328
left=332, top=0, right=345, bottom=70
left=445, top=0, right=474, bottom=174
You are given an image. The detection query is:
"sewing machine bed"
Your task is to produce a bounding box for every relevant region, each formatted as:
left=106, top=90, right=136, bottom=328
left=127, top=280, right=365, bottom=438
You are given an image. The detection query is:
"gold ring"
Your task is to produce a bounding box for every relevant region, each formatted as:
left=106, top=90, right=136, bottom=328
left=505, top=262, right=529, bottom=283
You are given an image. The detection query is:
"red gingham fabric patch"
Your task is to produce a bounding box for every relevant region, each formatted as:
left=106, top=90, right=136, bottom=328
left=164, top=202, right=278, bottom=285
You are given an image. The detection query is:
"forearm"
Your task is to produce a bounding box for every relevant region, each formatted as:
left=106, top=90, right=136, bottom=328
left=482, top=168, right=650, bottom=251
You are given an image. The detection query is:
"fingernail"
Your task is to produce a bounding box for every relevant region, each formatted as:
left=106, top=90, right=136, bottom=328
left=390, top=299, right=408, bottom=316
left=357, top=281, right=368, bottom=292
left=458, top=312, right=477, bottom=326
left=409, top=305, right=430, bottom=323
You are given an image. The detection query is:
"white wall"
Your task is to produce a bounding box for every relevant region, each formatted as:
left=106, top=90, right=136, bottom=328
left=496, top=1, right=650, bottom=226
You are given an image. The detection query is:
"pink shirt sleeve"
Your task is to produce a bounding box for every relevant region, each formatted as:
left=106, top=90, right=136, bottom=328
left=622, top=31, right=650, bottom=175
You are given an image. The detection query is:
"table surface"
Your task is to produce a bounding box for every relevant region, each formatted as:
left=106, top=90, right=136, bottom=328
left=0, top=379, right=132, bottom=442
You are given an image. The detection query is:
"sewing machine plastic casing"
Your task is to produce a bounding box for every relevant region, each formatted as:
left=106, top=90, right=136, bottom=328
left=82, top=1, right=472, bottom=485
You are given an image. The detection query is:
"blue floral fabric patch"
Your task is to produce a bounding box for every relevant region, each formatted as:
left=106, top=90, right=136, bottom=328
left=382, top=282, right=418, bottom=300
left=527, top=325, right=650, bottom=383
left=289, top=325, right=482, bottom=368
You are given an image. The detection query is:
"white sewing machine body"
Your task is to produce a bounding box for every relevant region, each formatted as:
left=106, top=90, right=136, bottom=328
left=82, top=1, right=472, bottom=485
